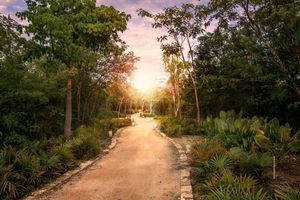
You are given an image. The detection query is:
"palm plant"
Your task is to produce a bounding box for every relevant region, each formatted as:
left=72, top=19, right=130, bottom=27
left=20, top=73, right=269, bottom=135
left=203, top=171, right=269, bottom=200
left=206, top=186, right=270, bottom=200
left=275, top=184, right=300, bottom=200
left=192, top=140, right=226, bottom=167
left=208, top=154, right=233, bottom=172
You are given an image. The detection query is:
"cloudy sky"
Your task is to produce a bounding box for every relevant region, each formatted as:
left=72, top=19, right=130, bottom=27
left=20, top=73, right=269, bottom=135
left=0, top=0, right=202, bottom=92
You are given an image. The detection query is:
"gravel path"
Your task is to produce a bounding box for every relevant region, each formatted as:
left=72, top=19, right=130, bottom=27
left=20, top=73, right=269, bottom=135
left=40, top=116, right=180, bottom=200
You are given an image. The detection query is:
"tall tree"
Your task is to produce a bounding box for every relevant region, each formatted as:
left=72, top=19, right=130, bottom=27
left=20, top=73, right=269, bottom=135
left=163, top=54, right=184, bottom=118
left=18, top=0, right=130, bottom=137
left=138, top=4, right=205, bottom=126
left=207, top=0, right=300, bottom=98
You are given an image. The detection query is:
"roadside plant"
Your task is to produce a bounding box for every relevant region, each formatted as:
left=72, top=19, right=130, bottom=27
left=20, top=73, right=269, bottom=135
left=275, top=184, right=300, bottom=200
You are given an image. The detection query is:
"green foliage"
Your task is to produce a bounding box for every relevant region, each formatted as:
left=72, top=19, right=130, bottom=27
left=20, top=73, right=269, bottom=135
left=192, top=0, right=300, bottom=128
left=208, top=154, right=233, bottom=173
left=229, top=148, right=273, bottom=174
left=157, top=116, right=201, bottom=137
left=0, top=117, right=130, bottom=199
left=69, top=137, right=101, bottom=160
left=140, top=112, right=155, bottom=118
left=202, top=111, right=300, bottom=158
left=0, top=6, right=135, bottom=199
left=275, top=184, right=300, bottom=200
left=192, top=140, right=226, bottom=167
left=95, top=118, right=132, bottom=132
left=191, top=111, right=300, bottom=199
left=206, top=186, right=270, bottom=200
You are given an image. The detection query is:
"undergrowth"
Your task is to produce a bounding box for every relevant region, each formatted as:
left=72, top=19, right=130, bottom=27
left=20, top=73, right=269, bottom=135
left=0, top=118, right=131, bottom=200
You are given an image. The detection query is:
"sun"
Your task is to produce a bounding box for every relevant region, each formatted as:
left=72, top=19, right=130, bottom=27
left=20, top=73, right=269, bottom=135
left=131, top=67, right=168, bottom=94
left=132, top=76, right=153, bottom=93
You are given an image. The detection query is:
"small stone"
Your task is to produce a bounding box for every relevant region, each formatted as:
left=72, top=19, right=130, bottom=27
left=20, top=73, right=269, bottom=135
left=181, top=169, right=190, bottom=179
left=103, top=149, right=109, bottom=153
left=181, top=177, right=191, bottom=186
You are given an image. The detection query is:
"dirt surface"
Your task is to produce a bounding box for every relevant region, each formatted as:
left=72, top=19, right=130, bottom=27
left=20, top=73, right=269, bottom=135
left=38, top=116, right=180, bottom=200
left=264, top=154, right=300, bottom=190
left=173, top=136, right=205, bottom=152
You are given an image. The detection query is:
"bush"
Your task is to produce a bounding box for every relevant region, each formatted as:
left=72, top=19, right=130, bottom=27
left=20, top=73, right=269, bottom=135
left=229, top=147, right=273, bottom=175
left=275, top=184, right=300, bottom=200
left=191, top=111, right=300, bottom=199
left=192, top=140, right=226, bottom=167
left=95, top=118, right=131, bottom=133
left=157, top=116, right=201, bottom=137
left=202, top=111, right=300, bottom=156
left=70, top=136, right=101, bottom=160
left=0, top=117, right=131, bottom=200
left=140, top=112, right=155, bottom=118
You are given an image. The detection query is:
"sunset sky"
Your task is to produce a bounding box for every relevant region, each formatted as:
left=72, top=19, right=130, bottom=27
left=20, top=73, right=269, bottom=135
left=0, top=0, right=202, bottom=92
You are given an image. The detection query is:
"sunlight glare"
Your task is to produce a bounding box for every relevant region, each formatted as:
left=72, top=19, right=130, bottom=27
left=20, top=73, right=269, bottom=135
left=132, top=75, right=153, bottom=93
left=131, top=71, right=167, bottom=94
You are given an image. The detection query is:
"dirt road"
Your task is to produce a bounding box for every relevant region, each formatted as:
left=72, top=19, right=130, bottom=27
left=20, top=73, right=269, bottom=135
left=41, top=116, right=180, bottom=200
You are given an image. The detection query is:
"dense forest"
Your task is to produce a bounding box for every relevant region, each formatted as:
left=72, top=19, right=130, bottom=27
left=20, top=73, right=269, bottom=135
left=1, top=0, right=300, bottom=199
left=141, top=1, right=300, bottom=128
left=139, top=0, right=300, bottom=199
left=0, top=1, right=138, bottom=199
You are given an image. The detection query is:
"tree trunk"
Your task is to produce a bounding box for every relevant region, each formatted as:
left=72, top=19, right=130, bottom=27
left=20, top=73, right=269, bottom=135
left=77, top=82, right=81, bottom=124
left=176, top=92, right=182, bottom=119
left=172, top=85, right=177, bottom=117
left=141, top=102, right=144, bottom=112
left=175, top=36, right=201, bottom=126
left=150, top=100, right=153, bottom=114
left=64, top=78, right=72, bottom=138
left=191, top=76, right=201, bottom=127
left=124, top=102, right=127, bottom=115
left=130, top=101, right=132, bottom=114
left=118, top=98, right=123, bottom=118
left=91, top=97, right=97, bottom=118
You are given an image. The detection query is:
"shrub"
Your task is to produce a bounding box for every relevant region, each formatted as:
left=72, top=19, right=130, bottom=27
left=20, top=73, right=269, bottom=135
left=275, top=184, right=300, bottom=200
left=165, top=124, right=182, bottom=137
left=192, top=140, right=226, bottom=167
left=191, top=111, right=300, bottom=199
left=203, top=111, right=300, bottom=157
left=95, top=118, right=131, bottom=133
left=157, top=116, right=200, bottom=137
left=229, top=147, right=273, bottom=175
left=69, top=136, right=101, bottom=160
left=0, top=117, right=132, bottom=199
left=206, top=186, right=270, bottom=200
left=208, top=154, right=234, bottom=173
left=0, top=147, right=42, bottom=199
left=51, top=143, right=77, bottom=170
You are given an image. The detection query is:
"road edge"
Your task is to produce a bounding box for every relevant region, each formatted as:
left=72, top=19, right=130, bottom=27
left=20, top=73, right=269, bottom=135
left=155, top=128, right=194, bottom=200
left=24, top=127, right=127, bottom=200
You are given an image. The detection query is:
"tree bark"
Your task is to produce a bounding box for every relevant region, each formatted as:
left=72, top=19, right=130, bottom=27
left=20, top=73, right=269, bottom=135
left=64, top=78, right=72, bottom=138
left=186, top=36, right=201, bottom=127
left=192, top=78, right=201, bottom=127
left=118, top=98, right=123, bottom=118
left=130, top=101, right=133, bottom=114
left=77, top=81, right=82, bottom=124
left=176, top=88, right=182, bottom=119
left=174, top=36, right=201, bottom=126
left=124, top=102, right=127, bottom=115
